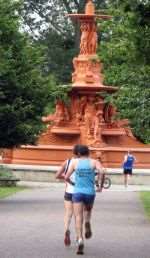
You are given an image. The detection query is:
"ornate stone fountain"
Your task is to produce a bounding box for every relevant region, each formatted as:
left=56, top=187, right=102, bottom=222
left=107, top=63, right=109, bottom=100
left=40, top=0, right=133, bottom=147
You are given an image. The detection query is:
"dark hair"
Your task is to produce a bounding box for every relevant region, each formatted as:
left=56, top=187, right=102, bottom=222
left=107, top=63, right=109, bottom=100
left=77, top=145, right=90, bottom=156
left=73, top=144, right=81, bottom=156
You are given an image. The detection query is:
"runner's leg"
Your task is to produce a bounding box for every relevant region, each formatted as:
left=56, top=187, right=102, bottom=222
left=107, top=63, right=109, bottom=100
left=84, top=201, right=94, bottom=239
left=64, top=199, right=73, bottom=245
left=124, top=173, right=128, bottom=187
left=64, top=200, right=73, bottom=232
left=73, top=202, right=84, bottom=240
left=73, top=202, right=84, bottom=254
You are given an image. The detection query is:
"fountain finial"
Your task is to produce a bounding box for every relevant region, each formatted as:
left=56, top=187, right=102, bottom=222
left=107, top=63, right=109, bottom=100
left=85, top=0, right=95, bottom=15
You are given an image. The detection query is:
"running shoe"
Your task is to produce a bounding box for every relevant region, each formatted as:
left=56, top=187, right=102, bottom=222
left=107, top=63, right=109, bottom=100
left=85, top=222, right=92, bottom=239
left=64, top=230, right=71, bottom=246
left=76, top=238, right=84, bottom=255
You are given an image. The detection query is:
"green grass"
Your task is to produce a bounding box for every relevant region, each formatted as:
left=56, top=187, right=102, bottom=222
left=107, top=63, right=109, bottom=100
left=0, top=186, right=25, bottom=199
left=140, top=191, right=150, bottom=220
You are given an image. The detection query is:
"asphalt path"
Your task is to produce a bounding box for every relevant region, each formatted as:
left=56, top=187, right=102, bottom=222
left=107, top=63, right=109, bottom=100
left=0, top=185, right=150, bottom=258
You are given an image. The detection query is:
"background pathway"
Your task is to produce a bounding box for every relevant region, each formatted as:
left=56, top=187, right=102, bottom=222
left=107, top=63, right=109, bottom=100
left=0, top=185, right=150, bottom=258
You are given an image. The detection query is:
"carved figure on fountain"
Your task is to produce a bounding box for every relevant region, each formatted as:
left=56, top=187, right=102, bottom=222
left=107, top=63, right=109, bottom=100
left=93, top=110, right=103, bottom=142
left=80, top=21, right=98, bottom=56
left=88, top=24, right=98, bottom=55
left=72, top=57, right=102, bottom=86
left=72, top=58, right=88, bottom=84
left=95, top=96, right=105, bottom=115
left=104, top=103, right=118, bottom=127
left=79, top=96, right=88, bottom=118
left=103, top=103, right=135, bottom=139
left=42, top=100, right=70, bottom=126
left=70, top=96, right=81, bottom=125
left=71, top=96, right=80, bottom=117
left=80, top=5, right=98, bottom=53
left=125, top=127, right=136, bottom=139
left=80, top=23, right=90, bottom=55
left=83, top=96, right=96, bottom=136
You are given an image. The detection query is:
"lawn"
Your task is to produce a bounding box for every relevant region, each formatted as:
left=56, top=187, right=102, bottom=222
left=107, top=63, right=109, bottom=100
left=0, top=186, right=25, bottom=199
left=140, top=191, right=150, bottom=220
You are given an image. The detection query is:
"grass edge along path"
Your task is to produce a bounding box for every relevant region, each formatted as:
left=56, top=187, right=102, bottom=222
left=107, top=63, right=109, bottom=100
left=140, top=191, right=150, bottom=220
left=0, top=186, right=26, bottom=199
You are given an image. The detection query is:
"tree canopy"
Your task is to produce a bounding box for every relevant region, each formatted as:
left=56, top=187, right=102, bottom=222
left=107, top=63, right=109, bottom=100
left=99, top=0, right=150, bottom=143
left=0, top=0, right=53, bottom=147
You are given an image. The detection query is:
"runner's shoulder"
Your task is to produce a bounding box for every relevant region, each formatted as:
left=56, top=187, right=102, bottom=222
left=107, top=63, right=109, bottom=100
left=90, top=158, right=97, bottom=166
left=70, top=157, right=77, bottom=165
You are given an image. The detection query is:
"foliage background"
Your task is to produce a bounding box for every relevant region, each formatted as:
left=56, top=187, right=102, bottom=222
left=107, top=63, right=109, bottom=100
left=0, top=0, right=149, bottom=146
left=99, top=0, right=150, bottom=143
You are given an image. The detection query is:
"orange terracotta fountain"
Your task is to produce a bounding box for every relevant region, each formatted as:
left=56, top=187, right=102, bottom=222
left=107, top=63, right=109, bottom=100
left=3, top=0, right=150, bottom=168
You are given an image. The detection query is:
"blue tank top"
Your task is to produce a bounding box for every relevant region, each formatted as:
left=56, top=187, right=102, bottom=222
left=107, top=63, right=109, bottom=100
left=123, top=155, right=135, bottom=169
left=74, top=159, right=95, bottom=195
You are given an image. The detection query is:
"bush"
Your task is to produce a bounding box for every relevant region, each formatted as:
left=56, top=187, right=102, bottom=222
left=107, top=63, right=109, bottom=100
left=0, top=166, right=15, bottom=178
left=0, top=166, right=19, bottom=186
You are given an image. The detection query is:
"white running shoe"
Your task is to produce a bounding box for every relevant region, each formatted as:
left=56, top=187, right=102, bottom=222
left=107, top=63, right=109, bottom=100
left=76, top=238, right=84, bottom=255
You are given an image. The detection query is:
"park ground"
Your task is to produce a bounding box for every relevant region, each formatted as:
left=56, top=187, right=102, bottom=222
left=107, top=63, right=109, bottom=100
left=0, top=184, right=150, bottom=258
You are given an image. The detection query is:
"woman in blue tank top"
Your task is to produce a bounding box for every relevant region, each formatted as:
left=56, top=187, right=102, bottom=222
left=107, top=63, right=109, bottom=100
left=65, top=145, right=102, bottom=255
left=123, top=150, right=136, bottom=187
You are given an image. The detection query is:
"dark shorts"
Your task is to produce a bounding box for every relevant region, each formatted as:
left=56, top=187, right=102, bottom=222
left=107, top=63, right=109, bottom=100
left=72, top=193, right=95, bottom=206
left=124, top=168, right=132, bottom=175
left=64, top=192, right=73, bottom=202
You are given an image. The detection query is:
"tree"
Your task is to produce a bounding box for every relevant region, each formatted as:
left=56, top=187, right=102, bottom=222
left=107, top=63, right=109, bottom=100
left=99, top=0, right=150, bottom=143
left=0, top=0, right=54, bottom=148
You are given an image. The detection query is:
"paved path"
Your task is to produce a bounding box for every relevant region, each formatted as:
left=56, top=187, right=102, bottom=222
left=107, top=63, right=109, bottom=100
left=0, top=185, right=150, bottom=258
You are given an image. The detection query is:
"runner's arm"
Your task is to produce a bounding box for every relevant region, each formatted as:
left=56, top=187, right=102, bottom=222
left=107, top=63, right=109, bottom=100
left=122, top=154, right=127, bottom=167
left=55, top=160, right=66, bottom=179
left=95, top=160, right=103, bottom=192
left=65, top=160, right=75, bottom=181
left=124, top=155, right=128, bottom=162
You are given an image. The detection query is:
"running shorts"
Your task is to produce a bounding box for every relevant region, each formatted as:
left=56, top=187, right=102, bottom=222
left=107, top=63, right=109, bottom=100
left=123, top=168, right=132, bottom=175
left=72, top=193, right=95, bottom=205
left=64, top=192, right=73, bottom=201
